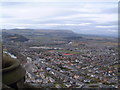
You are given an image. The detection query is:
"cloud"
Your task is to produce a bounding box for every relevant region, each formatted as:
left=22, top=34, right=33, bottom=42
left=96, top=25, right=117, bottom=28
left=1, top=0, right=119, bottom=3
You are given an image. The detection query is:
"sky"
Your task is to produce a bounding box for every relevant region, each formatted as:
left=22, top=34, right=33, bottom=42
left=0, top=0, right=118, bottom=37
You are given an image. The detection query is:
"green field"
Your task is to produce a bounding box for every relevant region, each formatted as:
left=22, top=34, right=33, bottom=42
left=113, top=64, right=120, bottom=68
left=54, top=50, right=81, bottom=54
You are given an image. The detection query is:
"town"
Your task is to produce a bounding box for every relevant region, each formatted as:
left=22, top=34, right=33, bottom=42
left=2, top=29, right=119, bottom=88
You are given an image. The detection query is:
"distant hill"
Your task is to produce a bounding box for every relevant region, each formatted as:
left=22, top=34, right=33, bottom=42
left=2, top=32, right=29, bottom=42
left=2, top=29, right=80, bottom=37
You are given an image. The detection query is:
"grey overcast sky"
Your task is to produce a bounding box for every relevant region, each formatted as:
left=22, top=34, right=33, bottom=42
left=0, top=0, right=118, bottom=37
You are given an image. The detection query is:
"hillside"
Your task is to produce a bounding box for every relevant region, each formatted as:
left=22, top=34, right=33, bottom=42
left=2, top=32, right=29, bottom=42
left=2, top=29, right=79, bottom=37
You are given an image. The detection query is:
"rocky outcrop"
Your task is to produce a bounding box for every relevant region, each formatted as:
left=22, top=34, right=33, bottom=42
left=2, top=54, right=26, bottom=89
